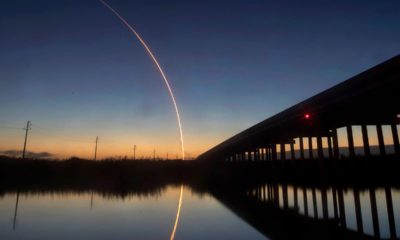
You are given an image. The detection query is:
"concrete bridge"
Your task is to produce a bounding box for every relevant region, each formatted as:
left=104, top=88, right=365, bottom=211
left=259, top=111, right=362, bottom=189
left=197, top=55, right=400, bottom=163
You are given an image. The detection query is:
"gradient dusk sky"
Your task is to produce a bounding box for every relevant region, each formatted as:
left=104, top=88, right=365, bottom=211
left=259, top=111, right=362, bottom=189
left=0, top=0, right=399, bottom=159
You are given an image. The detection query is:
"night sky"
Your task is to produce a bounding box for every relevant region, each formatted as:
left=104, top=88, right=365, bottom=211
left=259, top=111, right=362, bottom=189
left=1, top=0, right=399, bottom=159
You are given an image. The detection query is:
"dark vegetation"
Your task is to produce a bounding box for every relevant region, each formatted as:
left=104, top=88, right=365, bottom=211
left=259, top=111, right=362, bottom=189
left=0, top=156, right=201, bottom=195
left=1, top=155, right=400, bottom=194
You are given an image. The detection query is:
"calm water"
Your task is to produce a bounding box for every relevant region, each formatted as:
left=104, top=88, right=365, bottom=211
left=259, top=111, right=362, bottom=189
left=1, top=183, right=400, bottom=239
left=0, top=185, right=266, bottom=240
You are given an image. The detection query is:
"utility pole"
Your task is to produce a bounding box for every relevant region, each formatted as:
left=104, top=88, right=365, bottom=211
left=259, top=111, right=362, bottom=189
left=166, top=152, right=168, bottom=160
left=22, top=121, right=32, bottom=159
left=94, top=136, right=99, bottom=161
left=133, top=145, right=136, bottom=160
left=153, top=149, right=156, bottom=160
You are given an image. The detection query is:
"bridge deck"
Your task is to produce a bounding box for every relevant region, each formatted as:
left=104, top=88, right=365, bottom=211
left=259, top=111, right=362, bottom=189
left=198, top=55, right=400, bottom=161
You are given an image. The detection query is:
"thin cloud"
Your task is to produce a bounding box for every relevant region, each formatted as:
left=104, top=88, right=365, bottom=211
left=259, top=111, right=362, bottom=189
left=0, top=150, right=54, bottom=159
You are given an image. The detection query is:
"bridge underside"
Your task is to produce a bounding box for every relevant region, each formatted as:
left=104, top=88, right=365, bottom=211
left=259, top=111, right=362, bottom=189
left=197, top=55, right=400, bottom=162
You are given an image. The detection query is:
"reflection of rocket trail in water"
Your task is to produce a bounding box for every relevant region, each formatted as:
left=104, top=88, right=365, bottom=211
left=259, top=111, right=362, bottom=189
left=99, top=0, right=185, bottom=160
left=170, top=185, right=184, bottom=240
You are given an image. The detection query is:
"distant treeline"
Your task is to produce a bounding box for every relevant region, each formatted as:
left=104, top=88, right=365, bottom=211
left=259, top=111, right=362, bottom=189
left=0, top=156, right=207, bottom=194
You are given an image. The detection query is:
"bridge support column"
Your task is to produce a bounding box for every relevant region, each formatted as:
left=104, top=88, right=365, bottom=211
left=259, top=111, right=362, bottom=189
left=293, top=186, right=298, bottom=208
left=377, top=125, right=386, bottom=156
left=270, top=146, right=273, bottom=160
left=269, top=147, right=276, bottom=160
left=255, top=149, right=259, bottom=161
left=332, top=129, right=340, bottom=159
left=280, top=143, right=286, bottom=160
left=327, top=135, right=333, bottom=159
left=260, top=148, right=264, bottom=161
left=391, top=123, right=400, bottom=156
left=299, top=137, right=305, bottom=160
left=317, top=135, right=324, bottom=159
left=290, top=142, right=295, bottom=160
left=272, top=144, right=277, bottom=161
left=261, top=148, right=265, bottom=160
left=347, top=125, right=355, bottom=158
left=308, top=137, right=314, bottom=159
left=361, top=125, right=371, bottom=157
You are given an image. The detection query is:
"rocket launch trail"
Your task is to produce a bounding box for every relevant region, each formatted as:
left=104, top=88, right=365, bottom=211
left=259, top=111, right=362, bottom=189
left=99, top=0, right=185, bottom=160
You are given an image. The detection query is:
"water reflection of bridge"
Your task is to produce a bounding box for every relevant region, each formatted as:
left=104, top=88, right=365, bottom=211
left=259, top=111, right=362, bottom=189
left=198, top=55, right=400, bottom=163
left=212, top=184, right=398, bottom=239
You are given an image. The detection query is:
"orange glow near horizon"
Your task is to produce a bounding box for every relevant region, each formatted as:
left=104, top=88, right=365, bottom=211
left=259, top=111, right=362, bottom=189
left=0, top=128, right=219, bottom=159
left=0, top=124, right=398, bottom=160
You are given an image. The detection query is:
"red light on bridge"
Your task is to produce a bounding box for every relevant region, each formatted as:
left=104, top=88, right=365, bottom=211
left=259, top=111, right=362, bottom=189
left=304, top=113, right=311, bottom=119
